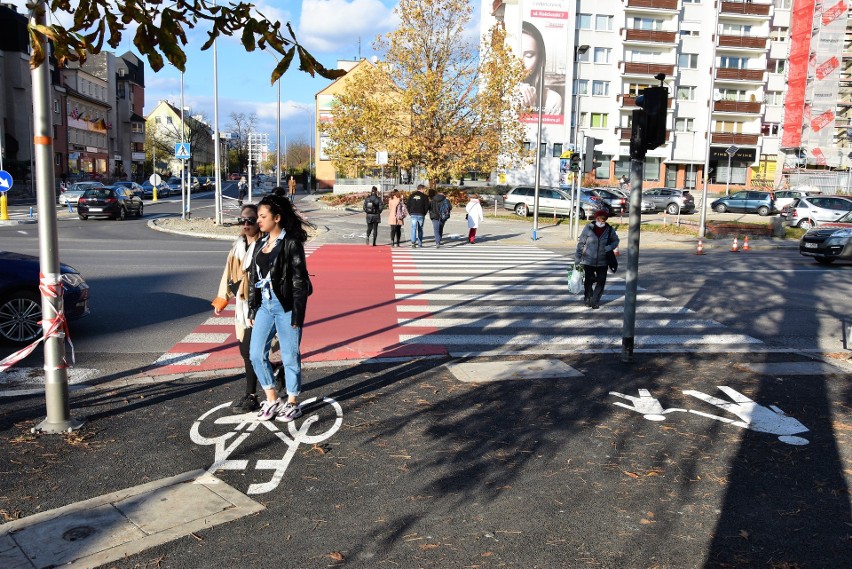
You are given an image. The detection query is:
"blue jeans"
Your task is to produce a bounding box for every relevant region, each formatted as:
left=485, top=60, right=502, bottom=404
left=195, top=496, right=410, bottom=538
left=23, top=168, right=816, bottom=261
left=249, top=294, right=302, bottom=395
left=431, top=219, right=445, bottom=245
left=410, top=215, right=424, bottom=245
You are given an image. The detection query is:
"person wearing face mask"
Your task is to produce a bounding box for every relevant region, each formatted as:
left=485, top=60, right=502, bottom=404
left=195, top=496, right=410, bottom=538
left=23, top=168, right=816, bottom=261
left=576, top=210, right=620, bottom=309
left=212, top=204, right=262, bottom=412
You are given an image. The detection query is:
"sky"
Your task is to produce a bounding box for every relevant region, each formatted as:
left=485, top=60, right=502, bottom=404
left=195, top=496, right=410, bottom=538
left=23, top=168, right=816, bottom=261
left=9, top=0, right=408, bottom=150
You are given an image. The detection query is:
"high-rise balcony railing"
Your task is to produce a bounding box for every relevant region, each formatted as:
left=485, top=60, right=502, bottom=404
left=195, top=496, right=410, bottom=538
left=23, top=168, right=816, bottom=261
left=626, top=0, right=679, bottom=9
left=716, top=68, right=765, bottom=82
left=622, top=62, right=676, bottom=76
left=713, top=100, right=762, bottom=113
left=711, top=132, right=759, bottom=145
left=621, top=94, right=674, bottom=108
left=720, top=1, right=771, bottom=16
left=624, top=29, right=678, bottom=44
left=718, top=35, right=768, bottom=49
left=620, top=128, right=672, bottom=141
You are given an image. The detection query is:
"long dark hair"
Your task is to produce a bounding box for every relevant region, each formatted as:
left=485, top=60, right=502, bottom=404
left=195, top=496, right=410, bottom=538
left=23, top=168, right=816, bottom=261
left=522, top=21, right=546, bottom=88
left=258, top=194, right=313, bottom=243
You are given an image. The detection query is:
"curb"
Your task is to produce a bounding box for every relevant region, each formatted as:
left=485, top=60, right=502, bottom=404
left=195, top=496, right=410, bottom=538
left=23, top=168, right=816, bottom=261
left=147, top=219, right=235, bottom=241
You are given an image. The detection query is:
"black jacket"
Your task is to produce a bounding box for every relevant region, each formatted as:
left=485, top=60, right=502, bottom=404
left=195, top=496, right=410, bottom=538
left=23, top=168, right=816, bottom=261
left=429, top=194, right=449, bottom=220
left=247, top=235, right=312, bottom=327
left=406, top=191, right=429, bottom=216
left=364, top=194, right=383, bottom=223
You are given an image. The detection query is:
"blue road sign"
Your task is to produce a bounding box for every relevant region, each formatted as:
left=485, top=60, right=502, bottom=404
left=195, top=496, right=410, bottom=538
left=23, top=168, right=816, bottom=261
left=0, top=170, right=13, bottom=193
left=174, top=143, right=191, bottom=160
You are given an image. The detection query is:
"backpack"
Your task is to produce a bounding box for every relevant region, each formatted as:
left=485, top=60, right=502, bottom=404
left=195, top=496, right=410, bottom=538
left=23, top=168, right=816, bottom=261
left=364, top=196, right=377, bottom=214
left=396, top=200, right=408, bottom=220
left=439, top=198, right=451, bottom=221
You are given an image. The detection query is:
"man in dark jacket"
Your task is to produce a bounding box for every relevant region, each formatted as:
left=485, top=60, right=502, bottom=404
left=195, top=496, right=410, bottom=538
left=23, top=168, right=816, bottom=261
left=428, top=190, right=451, bottom=248
left=363, top=186, right=383, bottom=246
left=406, top=184, right=429, bottom=247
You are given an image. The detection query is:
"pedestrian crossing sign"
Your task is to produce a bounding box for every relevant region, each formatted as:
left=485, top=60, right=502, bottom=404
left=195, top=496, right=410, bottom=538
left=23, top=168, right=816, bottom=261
left=174, top=143, right=191, bottom=160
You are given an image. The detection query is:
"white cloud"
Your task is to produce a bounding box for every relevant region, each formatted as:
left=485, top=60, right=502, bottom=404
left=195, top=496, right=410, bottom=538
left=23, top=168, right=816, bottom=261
left=298, top=0, right=398, bottom=54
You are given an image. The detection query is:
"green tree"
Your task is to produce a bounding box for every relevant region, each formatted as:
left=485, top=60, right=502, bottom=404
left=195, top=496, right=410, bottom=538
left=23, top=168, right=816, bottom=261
left=27, top=1, right=344, bottom=83
left=320, top=0, right=528, bottom=187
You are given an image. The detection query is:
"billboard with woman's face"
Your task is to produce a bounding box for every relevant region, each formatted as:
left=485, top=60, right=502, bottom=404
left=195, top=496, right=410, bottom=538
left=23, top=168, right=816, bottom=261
left=518, top=3, right=570, bottom=126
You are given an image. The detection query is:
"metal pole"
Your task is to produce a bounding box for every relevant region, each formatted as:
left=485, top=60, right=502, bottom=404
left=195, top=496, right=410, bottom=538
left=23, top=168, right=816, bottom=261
left=698, top=2, right=721, bottom=239
left=573, top=129, right=583, bottom=240
left=531, top=64, right=545, bottom=240
left=248, top=133, right=253, bottom=202
left=725, top=152, right=732, bottom=196
left=180, top=72, right=186, bottom=219
left=308, top=108, right=314, bottom=193
left=213, top=26, right=222, bottom=224
left=276, top=75, right=281, bottom=188
left=31, top=1, right=83, bottom=433
left=620, top=156, right=645, bottom=364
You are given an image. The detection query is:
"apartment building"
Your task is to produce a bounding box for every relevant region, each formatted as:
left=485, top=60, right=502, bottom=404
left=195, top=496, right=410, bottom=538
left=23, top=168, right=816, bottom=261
left=145, top=100, right=215, bottom=176
left=486, top=0, right=793, bottom=191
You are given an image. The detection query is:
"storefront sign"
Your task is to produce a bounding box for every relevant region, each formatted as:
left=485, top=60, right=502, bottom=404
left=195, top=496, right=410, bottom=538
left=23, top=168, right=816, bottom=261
left=710, top=147, right=755, bottom=162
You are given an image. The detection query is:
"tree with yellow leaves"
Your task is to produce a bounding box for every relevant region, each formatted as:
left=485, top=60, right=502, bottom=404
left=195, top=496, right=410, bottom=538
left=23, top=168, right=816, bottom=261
left=321, top=0, right=528, bottom=187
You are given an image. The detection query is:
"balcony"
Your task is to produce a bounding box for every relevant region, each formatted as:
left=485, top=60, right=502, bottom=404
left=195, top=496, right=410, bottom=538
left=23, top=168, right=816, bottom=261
left=624, top=29, right=678, bottom=44
left=716, top=68, right=765, bottom=82
left=718, top=35, right=768, bottom=49
left=713, top=100, right=762, bottom=113
left=711, top=132, right=759, bottom=145
left=720, top=1, right=771, bottom=17
left=626, top=0, right=679, bottom=8
left=620, top=128, right=672, bottom=141
left=623, top=62, right=676, bottom=76
left=621, top=94, right=674, bottom=108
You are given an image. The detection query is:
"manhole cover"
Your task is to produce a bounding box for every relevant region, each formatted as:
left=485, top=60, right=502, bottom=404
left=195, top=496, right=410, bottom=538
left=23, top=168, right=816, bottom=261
left=63, top=525, right=96, bottom=541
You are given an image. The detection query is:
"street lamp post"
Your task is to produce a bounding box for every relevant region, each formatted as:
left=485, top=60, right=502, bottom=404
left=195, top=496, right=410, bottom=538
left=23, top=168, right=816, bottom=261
left=725, top=145, right=739, bottom=196
left=571, top=45, right=589, bottom=240
left=266, top=51, right=282, bottom=188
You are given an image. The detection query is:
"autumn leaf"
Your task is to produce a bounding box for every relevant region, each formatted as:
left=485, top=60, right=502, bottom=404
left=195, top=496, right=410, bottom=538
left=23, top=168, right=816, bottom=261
left=739, top=530, right=750, bottom=540
left=328, top=551, right=345, bottom=561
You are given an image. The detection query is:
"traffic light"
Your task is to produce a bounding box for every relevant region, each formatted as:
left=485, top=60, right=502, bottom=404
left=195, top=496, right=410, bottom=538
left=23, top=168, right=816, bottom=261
left=584, top=137, right=603, bottom=173
left=635, top=86, right=668, bottom=150
left=570, top=152, right=581, bottom=172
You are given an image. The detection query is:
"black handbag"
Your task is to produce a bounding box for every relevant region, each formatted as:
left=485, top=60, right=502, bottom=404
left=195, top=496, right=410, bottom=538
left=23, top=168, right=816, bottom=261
left=606, top=251, right=618, bottom=273
left=227, top=278, right=241, bottom=296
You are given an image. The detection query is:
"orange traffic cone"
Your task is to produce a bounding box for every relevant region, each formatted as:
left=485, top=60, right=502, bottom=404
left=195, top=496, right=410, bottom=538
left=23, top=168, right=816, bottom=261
left=730, top=237, right=739, bottom=252
left=695, top=239, right=705, bottom=255
left=742, top=236, right=751, bottom=251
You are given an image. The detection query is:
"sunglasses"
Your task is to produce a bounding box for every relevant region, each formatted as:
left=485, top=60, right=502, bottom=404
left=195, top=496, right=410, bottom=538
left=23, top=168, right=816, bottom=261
left=237, top=217, right=257, bottom=225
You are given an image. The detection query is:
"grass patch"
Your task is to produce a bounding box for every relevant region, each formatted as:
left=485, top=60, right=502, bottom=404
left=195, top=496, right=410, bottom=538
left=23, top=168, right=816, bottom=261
left=785, top=226, right=806, bottom=239
left=631, top=223, right=698, bottom=236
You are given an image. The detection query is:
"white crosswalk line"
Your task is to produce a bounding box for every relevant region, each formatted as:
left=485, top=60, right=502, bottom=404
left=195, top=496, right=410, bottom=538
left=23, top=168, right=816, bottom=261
left=391, top=244, right=763, bottom=354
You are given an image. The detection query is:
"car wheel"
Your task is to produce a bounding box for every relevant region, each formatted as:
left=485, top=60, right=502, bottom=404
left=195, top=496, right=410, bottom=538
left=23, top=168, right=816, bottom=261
left=116, top=207, right=126, bottom=221
left=78, top=214, right=88, bottom=220
left=714, top=204, right=727, bottom=213
left=757, top=206, right=770, bottom=217
left=515, top=203, right=529, bottom=217
left=815, top=257, right=834, bottom=265
left=137, top=203, right=144, bottom=218
left=666, top=203, right=679, bottom=215
left=797, top=218, right=813, bottom=229
left=579, top=208, right=587, bottom=220
left=0, top=290, right=42, bottom=346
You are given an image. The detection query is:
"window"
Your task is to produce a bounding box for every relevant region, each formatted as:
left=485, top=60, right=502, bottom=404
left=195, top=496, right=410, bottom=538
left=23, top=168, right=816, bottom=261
left=644, top=157, right=661, bottom=181
left=540, top=143, right=547, bottom=158
left=594, top=48, right=611, bottom=64
left=775, top=0, right=792, bottom=9
left=675, top=118, right=694, bottom=132
left=595, top=15, right=613, bottom=31
left=771, top=27, right=788, bottom=41
left=590, top=113, right=608, bottom=128
left=595, top=157, right=611, bottom=179
left=632, top=18, right=663, bottom=30
left=131, top=122, right=144, bottom=133
left=677, top=86, right=696, bottom=101
left=155, top=116, right=162, bottom=124
left=592, top=81, right=609, bottom=96
left=717, top=88, right=748, bottom=101
left=683, top=0, right=700, bottom=3
left=761, top=123, right=780, bottom=136
left=523, top=141, right=533, bottom=152
left=628, top=50, right=656, bottom=63
left=679, top=54, right=698, bottom=69
left=576, top=79, right=589, bottom=95
left=626, top=83, right=652, bottom=96
left=578, top=14, right=592, bottom=29
left=720, top=23, right=752, bottom=36
left=680, top=29, right=700, bottom=37
left=552, top=143, right=563, bottom=158
left=715, top=120, right=745, bottom=133
left=770, top=59, right=786, bottom=74
left=720, top=56, right=748, bottom=69
left=55, top=152, right=61, bottom=166
left=166, top=116, right=173, bottom=124
left=766, top=91, right=783, bottom=105
left=53, top=100, right=59, bottom=113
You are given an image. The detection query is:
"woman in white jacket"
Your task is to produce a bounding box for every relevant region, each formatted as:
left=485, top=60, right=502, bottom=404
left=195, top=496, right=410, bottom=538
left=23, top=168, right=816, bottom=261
left=211, top=204, right=261, bottom=412
left=465, top=195, right=484, bottom=244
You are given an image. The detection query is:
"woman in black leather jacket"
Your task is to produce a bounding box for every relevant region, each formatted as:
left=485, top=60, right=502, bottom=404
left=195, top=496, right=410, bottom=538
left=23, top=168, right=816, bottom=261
left=247, top=195, right=313, bottom=422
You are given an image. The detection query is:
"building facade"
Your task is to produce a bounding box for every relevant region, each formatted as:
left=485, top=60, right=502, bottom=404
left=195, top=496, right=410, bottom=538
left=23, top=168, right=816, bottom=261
left=145, top=100, right=215, bottom=176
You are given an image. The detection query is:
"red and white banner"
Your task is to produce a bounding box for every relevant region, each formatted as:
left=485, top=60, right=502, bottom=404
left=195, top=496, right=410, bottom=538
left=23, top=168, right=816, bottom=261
left=781, top=0, right=815, bottom=150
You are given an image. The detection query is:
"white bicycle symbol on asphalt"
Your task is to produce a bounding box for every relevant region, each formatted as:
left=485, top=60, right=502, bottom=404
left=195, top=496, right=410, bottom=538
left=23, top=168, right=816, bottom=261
left=190, top=396, right=343, bottom=494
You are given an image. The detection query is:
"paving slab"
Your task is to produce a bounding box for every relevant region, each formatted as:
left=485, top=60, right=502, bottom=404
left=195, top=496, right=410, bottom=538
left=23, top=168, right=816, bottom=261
left=738, top=361, right=849, bottom=376
left=0, top=470, right=263, bottom=569
left=447, top=358, right=584, bottom=383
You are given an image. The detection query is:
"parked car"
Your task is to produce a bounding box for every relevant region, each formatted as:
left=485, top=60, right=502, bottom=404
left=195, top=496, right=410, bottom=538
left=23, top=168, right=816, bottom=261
left=609, top=187, right=655, bottom=213
left=113, top=181, right=145, bottom=199
left=198, top=176, right=214, bottom=191
left=166, top=177, right=183, bottom=194
left=642, top=187, right=695, bottom=214
left=229, top=173, right=241, bottom=181
left=775, top=186, right=821, bottom=212
left=503, top=186, right=606, bottom=219
left=0, top=251, right=90, bottom=345
left=711, top=190, right=775, bottom=216
left=799, top=210, right=852, bottom=264
left=58, top=181, right=104, bottom=206
left=140, top=180, right=170, bottom=199
left=589, top=187, right=627, bottom=215
left=784, top=195, right=852, bottom=229
left=77, top=186, right=144, bottom=220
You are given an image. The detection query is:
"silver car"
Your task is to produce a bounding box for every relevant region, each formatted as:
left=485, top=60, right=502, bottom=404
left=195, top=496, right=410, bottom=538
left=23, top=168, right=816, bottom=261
left=58, top=181, right=104, bottom=206
left=642, top=187, right=696, bottom=214
left=503, top=186, right=599, bottom=219
left=785, top=195, right=852, bottom=229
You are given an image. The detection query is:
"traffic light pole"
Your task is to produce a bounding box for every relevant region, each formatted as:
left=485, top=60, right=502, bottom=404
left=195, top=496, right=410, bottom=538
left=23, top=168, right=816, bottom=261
left=621, top=156, right=645, bottom=363
left=531, top=66, right=545, bottom=240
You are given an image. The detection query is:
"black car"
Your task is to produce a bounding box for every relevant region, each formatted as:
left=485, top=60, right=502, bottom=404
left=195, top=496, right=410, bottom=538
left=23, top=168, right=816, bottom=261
left=589, top=188, right=627, bottom=215
left=0, top=251, right=90, bottom=345
left=77, top=186, right=144, bottom=220
left=113, top=180, right=145, bottom=199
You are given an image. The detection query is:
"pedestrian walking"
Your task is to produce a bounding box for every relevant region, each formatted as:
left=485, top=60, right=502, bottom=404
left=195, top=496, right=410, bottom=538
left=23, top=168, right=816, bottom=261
left=406, top=184, right=429, bottom=247
left=288, top=175, right=296, bottom=197
left=212, top=204, right=261, bottom=412
left=248, top=194, right=313, bottom=422
left=238, top=176, right=247, bottom=205
left=388, top=189, right=406, bottom=247
left=465, top=194, right=484, bottom=244
left=575, top=210, right=620, bottom=309
left=428, top=189, right=452, bottom=248
left=363, top=186, right=383, bottom=246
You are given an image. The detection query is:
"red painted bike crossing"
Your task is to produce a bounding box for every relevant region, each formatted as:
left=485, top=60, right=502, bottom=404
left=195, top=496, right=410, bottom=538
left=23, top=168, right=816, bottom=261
left=149, top=244, right=445, bottom=375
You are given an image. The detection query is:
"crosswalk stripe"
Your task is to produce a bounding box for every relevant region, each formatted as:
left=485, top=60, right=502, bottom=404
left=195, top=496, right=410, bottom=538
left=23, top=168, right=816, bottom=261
left=395, top=305, right=697, bottom=314
left=397, top=317, right=724, bottom=329
left=393, top=283, right=637, bottom=291
left=394, top=292, right=659, bottom=301
left=399, top=333, right=762, bottom=346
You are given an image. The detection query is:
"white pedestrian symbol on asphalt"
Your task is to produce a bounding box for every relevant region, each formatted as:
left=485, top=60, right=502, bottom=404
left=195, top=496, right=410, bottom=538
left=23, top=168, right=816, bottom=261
left=189, top=396, right=343, bottom=494
left=609, top=386, right=809, bottom=445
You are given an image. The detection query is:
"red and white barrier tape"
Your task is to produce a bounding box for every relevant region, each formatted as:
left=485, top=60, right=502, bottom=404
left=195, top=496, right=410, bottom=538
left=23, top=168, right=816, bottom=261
left=0, top=273, right=75, bottom=373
